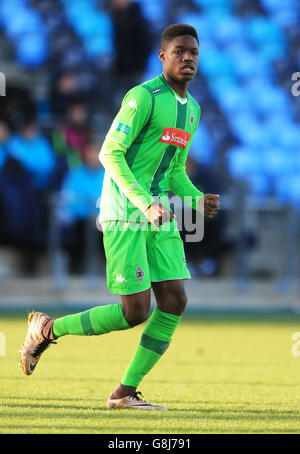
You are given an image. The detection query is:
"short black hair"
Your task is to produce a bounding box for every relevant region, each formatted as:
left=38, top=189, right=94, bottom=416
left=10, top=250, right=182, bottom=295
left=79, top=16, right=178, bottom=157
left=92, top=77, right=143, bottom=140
left=161, top=24, right=199, bottom=49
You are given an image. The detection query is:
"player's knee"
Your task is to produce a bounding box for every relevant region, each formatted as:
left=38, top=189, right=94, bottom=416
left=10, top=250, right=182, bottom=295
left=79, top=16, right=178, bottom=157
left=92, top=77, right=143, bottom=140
left=122, top=291, right=150, bottom=327
left=123, top=302, right=149, bottom=327
left=174, top=292, right=188, bottom=314
left=158, top=291, right=187, bottom=315
left=126, top=309, right=148, bottom=327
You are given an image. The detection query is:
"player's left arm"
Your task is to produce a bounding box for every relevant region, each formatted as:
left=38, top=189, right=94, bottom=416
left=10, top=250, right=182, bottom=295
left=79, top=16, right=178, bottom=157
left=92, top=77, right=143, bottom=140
left=169, top=113, right=220, bottom=219
left=169, top=154, right=220, bottom=219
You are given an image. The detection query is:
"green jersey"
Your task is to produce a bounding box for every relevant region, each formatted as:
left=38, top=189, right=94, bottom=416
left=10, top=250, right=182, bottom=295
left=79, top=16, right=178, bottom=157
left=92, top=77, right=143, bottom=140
left=99, top=74, right=203, bottom=223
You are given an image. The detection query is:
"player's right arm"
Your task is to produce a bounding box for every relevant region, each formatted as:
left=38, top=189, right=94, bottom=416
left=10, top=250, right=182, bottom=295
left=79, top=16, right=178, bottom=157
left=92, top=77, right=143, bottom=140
left=99, top=86, right=173, bottom=226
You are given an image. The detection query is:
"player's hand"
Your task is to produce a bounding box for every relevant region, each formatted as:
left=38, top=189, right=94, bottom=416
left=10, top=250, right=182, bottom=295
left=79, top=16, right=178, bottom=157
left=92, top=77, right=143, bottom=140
left=198, top=194, right=220, bottom=219
left=144, top=201, right=175, bottom=227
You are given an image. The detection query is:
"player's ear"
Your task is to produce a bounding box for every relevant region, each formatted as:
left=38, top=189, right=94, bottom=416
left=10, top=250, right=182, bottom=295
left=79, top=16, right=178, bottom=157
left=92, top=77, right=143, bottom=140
left=158, top=49, right=165, bottom=63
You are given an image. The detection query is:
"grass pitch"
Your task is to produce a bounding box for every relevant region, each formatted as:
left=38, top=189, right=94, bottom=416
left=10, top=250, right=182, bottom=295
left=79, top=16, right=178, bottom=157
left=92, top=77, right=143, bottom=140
left=1, top=312, right=300, bottom=434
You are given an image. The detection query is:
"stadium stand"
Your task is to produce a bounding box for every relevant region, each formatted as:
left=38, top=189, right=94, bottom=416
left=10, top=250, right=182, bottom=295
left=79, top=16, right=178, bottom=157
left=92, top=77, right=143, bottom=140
left=0, top=0, right=299, bottom=282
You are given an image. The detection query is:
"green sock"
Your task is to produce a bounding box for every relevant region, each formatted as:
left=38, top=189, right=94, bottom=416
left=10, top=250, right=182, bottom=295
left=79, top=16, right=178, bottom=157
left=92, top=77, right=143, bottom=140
left=52, top=304, right=130, bottom=338
left=120, top=307, right=181, bottom=388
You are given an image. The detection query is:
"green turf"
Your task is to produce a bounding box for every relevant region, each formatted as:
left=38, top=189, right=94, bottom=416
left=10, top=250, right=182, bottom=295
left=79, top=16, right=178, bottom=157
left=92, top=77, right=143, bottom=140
left=1, top=313, right=300, bottom=434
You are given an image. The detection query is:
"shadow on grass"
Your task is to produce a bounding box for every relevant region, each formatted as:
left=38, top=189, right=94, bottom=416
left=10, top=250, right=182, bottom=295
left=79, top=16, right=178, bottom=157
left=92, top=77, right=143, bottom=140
left=1, top=424, right=300, bottom=434
left=0, top=376, right=111, bottom=383
left=2, top=401, right=300, bottom=422
left=3, top=375, right=300, bottom=389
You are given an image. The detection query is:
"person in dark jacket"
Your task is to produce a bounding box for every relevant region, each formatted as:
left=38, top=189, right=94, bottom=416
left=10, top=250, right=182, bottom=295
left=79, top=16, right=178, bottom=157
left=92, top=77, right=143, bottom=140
left=110, top=0, right=152, bottom=105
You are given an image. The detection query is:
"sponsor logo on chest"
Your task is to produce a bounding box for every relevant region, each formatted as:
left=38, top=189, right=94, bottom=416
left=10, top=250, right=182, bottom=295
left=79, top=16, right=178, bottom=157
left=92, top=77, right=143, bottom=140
left=159, top=127, right=191, bottom=149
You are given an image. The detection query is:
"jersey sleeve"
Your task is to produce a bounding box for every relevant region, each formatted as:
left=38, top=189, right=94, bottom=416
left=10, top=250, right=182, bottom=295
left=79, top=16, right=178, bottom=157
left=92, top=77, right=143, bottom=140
left=99, top=86, right=155, bottom=214
left=99, top=138, right=154, bottom=213
left=106, top=85, right=152, bottom=148
left=168, top=106, right=204, bottom=210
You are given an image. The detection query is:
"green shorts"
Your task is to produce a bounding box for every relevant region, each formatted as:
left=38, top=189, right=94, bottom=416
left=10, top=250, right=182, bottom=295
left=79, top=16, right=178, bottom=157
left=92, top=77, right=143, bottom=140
left=101, top=219, right=191, bottom=295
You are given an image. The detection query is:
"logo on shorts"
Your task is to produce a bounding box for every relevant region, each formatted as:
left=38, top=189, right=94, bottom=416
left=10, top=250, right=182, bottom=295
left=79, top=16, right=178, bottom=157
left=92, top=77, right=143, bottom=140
left=136, top=266, right=144, bottom=282
left=159, top=128, right=191, bottom=149
left=116, top=273, right=127, bottom=283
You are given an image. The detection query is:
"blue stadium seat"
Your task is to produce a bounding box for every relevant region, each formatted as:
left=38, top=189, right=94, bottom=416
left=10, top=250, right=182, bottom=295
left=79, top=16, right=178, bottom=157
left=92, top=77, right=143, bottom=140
left=0, top=0, right=49, bottom=66
left=262, top=0, right=297, bottom=11
left=85, top=35, right=114, bottom=58
left=144, top=51, right=162, bottom=81
left=246, top=16, right=284, bottom=45
left=135, top=0, right=167, bottom=24
left=217, top=86, right=252, bottom=115
left=227, top=46, right=271, bottom=79
left=60, top=1, right=113, bottom=60
left=198, top=47, right=235, bottom=78
left=230, top=116, right=271, bottom=147
left=244, top=174, right=271, bottom=197
left=245, top=82, right=290, bottom=116
left=275, top=175, right=300, bottom=207
left=208, top=76, right=237, bottom=101
left=261, top=0, right=299, bottom=25
left=262, top=148, right=294, bottom=177
left=189, top=124, right=215, bottom=165
left=227, top=146, right=263, bottom=177
left=246, top=16, right=286, bottom=60
left=72, top=13, right=112, bottom=38
left=2, top=9, right=43, bottom=40
left=16, top=33, right=48, bottom=66
left=0, top=0, right=27, bottom=24
left=176, top=14, right=211, bottom=41
left=193, top=0, right=233, bottom=13
left=227, top=146, right=271, bottom=196
left=205, top=13, right=244, bottom=44
left=272, top=122, right=300, bottom=150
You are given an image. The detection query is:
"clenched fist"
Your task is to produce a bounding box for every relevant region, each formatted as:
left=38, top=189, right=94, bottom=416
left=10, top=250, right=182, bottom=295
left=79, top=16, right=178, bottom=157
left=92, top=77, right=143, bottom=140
left=198, top=194, right=220, bottom=219
left=144, top=201, right=175, bottom=227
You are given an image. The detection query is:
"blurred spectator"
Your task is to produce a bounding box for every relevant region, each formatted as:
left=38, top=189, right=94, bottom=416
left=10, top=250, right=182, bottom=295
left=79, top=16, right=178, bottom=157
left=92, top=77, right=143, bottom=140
left=181, top=156, right=231, bottom=277
left=50, top=68, right=100, bottom=117
left=9, top=118, right=56, bottom=190
left=60, top=141, right=104, bottom=221
left=0, top=120, right=12, bottom=244
left=0, top=0, right=298, bottom=281
left=57, top=139, right=105, bottom=273
left=50, top=71, right=79, bottom=117
left=0, top=120, right=10, bottom=172
left=0, top=85, right=36, bottom=131
left=0, top=119, right=48, bottom=274
left=51, top=99, right=90, bottom=189
left=109, top=0, right=152, bottom=104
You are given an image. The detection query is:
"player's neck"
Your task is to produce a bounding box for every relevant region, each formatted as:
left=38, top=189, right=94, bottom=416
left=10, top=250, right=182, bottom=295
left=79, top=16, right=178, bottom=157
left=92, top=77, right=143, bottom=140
left=162, top=73, right=188, bottom=99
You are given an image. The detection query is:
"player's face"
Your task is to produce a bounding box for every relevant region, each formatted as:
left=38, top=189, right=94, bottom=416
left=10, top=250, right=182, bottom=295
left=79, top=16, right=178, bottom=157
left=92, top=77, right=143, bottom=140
left=159, top=35, right=199, bottom=83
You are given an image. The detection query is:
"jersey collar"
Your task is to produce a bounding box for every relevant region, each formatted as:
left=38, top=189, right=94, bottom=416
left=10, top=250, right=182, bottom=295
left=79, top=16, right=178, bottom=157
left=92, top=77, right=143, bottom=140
left=159, top=74, right=188, bottom=104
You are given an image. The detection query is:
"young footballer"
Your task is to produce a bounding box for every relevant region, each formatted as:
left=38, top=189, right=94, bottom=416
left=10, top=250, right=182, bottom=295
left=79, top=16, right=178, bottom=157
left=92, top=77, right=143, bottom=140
left=20, top=24, right=220, bottom=410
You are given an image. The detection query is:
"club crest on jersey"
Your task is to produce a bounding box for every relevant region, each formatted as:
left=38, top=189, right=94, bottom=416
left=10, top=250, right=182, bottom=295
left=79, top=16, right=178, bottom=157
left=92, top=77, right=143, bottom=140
left=159, top=128, right=191, bottom=149
left=190, top=110, right=194, bottom=127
